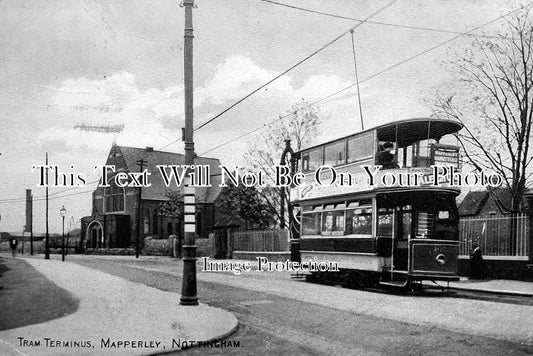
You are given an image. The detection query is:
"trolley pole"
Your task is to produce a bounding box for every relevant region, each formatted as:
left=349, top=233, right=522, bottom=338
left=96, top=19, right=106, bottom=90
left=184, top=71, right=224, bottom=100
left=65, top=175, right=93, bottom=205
left=180, top=0, right=198, bottom=306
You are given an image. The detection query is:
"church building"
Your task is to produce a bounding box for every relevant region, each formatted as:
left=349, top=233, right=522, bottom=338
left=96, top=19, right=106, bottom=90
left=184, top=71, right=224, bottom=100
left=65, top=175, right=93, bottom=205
left=81, top=144, right=224, bottom=250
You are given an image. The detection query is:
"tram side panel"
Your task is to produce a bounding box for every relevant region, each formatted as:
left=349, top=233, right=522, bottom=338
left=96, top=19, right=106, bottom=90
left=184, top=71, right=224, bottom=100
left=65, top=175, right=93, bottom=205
left=300, top=237, right=388, bottom=273
left=300, top=238, right=460, bottom=282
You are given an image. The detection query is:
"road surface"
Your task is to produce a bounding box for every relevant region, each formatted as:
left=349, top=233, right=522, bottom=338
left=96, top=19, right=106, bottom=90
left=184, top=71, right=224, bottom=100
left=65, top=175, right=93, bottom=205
left=67, top=255, right=532, bottom=355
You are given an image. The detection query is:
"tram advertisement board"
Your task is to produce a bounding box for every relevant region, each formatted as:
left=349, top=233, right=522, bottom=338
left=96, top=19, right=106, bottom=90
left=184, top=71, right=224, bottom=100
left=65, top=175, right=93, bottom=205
left=290, top=166, right=460, bottom=202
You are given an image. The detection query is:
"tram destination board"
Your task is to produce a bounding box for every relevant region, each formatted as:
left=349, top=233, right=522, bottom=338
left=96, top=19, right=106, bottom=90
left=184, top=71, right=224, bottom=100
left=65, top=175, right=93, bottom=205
left=431, top=144, right=460, bottom=168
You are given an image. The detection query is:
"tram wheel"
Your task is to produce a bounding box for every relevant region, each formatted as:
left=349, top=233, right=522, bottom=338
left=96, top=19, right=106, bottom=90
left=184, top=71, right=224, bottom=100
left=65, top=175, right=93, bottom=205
left=407, top=281, right=423, bottom=294
left=305, top=272, right=319, bottom=283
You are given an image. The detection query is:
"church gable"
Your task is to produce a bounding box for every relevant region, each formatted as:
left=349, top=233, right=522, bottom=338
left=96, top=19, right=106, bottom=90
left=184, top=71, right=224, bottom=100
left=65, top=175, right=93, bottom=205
left=105, top=144, right=129, bottom=173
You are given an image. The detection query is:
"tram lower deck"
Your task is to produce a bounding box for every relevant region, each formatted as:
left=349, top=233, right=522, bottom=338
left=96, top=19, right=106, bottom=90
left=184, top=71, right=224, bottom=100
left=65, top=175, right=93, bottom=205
left=298, top=189, right=460, bottom=287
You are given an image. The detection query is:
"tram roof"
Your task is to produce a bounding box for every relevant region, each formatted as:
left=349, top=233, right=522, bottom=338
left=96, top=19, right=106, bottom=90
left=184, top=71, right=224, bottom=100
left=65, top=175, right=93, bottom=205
left=300, top=117, right=463, bottom=152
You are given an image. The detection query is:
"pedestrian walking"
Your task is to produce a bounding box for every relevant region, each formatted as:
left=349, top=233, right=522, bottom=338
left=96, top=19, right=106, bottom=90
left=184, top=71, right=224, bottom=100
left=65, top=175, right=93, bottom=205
left=9, top=237, right=18, bottom=257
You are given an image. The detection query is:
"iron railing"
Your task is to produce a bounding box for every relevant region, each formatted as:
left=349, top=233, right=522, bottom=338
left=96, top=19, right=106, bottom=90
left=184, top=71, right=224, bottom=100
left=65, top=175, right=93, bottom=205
left=459, top=214, right=529, bottom=257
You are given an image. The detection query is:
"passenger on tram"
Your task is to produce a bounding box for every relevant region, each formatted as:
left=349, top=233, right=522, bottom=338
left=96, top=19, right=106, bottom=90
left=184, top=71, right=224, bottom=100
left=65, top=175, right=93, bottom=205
left=377, top=142, right=399, bottom=169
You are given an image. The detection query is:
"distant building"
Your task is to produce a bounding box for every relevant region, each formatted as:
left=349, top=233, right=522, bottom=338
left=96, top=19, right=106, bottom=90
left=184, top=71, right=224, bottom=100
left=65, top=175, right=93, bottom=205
left=459, top=188, right=533, bottom=217
left=0, top=232, right=12, bottom=242
left=81, top=144, right=225, bottom=250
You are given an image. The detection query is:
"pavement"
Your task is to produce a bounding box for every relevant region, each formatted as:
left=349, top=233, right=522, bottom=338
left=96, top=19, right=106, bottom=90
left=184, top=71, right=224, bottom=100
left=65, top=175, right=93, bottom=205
left=0, top=256, right=238, bottom=356
left=448, top=277, right=533, bottom=296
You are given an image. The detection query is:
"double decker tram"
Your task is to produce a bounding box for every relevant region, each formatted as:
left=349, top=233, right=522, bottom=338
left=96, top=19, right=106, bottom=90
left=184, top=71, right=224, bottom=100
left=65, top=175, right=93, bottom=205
left=291, top=118, right=463, bottom=289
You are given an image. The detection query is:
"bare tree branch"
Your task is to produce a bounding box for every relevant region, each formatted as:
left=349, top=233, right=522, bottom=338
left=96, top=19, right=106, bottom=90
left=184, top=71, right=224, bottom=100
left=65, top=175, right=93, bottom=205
left=430, top=8, right=533, bottom=212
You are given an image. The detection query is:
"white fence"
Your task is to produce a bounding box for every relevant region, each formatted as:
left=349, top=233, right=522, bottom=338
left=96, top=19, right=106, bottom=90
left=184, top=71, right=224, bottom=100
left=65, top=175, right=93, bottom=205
left=232, top=229, right=289, bottom=252
left=459, top=214, right=529, bottom=257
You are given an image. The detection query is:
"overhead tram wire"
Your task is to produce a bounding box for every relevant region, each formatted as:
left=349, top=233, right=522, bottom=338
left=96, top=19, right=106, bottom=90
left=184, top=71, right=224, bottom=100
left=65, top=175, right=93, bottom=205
left=0, top=132, right=208, bottom=205
left=0, top=187, right=96, bottom=204
left=350, top=29, right=365, bottom=131
left=193, top=0, right=398, bottom=133
left=20, top=2, right=397, bottom=194
left=12, top=0, right=524, bottom=197
left=3, top=2, right=529, bottom=204
left=357, top=2, right=533, bottom=83
left=261, top=0, right=512, bottom=40
left=200, top=82, right=365, bottom=156
left=199, top=2, right=532, bottom=157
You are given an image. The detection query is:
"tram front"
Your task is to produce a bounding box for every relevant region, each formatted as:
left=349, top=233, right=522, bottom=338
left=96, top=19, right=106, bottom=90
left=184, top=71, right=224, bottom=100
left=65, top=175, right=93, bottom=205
left=373, top=118, right=463, bottom=286
left=376, top=189, right=460, bottom=286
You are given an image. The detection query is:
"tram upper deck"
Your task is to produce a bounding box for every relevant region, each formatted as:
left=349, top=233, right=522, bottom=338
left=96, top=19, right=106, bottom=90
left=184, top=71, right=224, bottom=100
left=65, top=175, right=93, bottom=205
left=292, top=118, right=464, bottom=203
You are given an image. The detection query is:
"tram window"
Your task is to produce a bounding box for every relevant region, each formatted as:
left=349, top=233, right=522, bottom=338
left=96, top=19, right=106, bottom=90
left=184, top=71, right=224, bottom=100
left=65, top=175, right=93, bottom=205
left=347, top=132, right=374, bottom=163
left=438, top=211, right=449, bottom=219
left=302, top=213, right=321, bottom=235
left=347, top=201, right=360, bottom=208
left=416, top=211, right=433, bottom=238
left=345, top=208, right=372, bottom=236
left=434, top=209, right=458, bottom=240
left=302, top=148, right=323, bottom=172
left=347, top=198, right=371, bottom=208
left=399, top=209, right=412, bottom=240
left=335, top=202, right=346, bottom=209
left=397, top=146, right=412, bottom=168
left=324, top=141, right=346, bottom=166
left=377, top=208, right=393, bottom=237
left=321, top=210, right=344, bottom=235
left=418, top=139, right=436, bottom=157
left=360, top=198, right=371, bottom=206
left=413, top=139, right=436, bottom=167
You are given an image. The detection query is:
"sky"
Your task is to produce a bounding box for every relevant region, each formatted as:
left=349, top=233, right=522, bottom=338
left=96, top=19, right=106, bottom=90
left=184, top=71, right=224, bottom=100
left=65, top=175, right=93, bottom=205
left=0, top=0, right=524, bottom=234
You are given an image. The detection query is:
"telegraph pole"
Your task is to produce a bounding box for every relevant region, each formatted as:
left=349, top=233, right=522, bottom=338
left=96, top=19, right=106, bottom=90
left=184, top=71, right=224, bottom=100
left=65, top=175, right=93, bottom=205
left=180, top=0, right=198, bottom=306
left=45, top=152, right=50, bottom=259
left=135, top=159, right=147, bottom=259
left=26, top=189, right=34, bottom=255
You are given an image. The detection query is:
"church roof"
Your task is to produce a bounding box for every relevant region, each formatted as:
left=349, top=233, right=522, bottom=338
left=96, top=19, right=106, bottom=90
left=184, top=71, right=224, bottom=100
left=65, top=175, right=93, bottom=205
left=104, top=145, right=223, bottom=203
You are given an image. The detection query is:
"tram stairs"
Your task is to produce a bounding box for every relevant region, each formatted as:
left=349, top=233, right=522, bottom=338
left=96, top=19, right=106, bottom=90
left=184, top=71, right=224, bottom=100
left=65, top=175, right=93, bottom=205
left=380, top=266, right=409, bottom=287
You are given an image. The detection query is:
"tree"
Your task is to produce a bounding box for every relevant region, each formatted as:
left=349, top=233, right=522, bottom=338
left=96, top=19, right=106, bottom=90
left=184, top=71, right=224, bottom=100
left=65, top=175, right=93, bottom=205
left=158, top=191, right=183, bottom=218
left=431, top=7, right=533, bottom=214
left=159, top=185, right=276, bottom=232
left=244, top=99, right=326, bottom=226
left=218, top=184, right=277, bottom=229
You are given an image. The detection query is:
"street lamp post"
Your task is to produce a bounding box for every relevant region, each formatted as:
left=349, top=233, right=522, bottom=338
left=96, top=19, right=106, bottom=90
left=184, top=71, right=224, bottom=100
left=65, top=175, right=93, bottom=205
left=60, top=205, right=66, bottom=262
